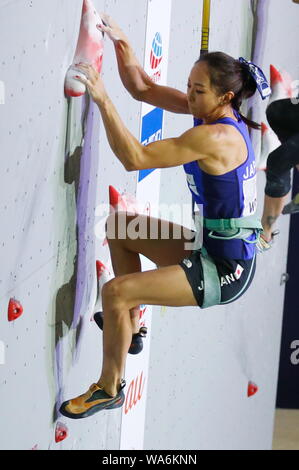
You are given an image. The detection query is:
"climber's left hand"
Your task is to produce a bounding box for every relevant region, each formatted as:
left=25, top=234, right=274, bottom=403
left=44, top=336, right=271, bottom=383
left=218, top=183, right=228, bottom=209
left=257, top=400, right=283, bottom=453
left=74, top=63, right=108, bottom=104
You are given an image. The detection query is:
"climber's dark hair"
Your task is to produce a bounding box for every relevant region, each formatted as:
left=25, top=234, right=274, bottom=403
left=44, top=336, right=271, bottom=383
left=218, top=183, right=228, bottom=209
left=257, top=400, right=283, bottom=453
left=195, top=52, right=261, bottom=130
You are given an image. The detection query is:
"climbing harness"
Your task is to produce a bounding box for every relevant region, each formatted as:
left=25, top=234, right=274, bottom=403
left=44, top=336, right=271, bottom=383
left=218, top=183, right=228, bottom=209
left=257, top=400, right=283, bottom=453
left=193, top=212, right=263, bottom=308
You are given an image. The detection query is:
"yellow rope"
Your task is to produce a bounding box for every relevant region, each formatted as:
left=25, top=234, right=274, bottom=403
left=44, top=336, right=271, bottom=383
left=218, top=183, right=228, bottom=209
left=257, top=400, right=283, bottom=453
left=200, top=0, right=211, bottom=55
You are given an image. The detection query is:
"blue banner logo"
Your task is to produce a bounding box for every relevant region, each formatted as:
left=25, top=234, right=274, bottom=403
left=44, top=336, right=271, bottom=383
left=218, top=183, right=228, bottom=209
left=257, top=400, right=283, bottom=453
left=139, top=107, right=163, bottom=182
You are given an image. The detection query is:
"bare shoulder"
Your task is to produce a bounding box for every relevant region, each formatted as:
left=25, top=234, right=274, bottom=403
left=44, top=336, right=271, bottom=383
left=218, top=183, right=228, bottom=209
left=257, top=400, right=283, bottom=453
left=181, top=123, right=236, bottom=157
left=197, top=122, right=247, bottom=174
left=179, top=122, right=247, bottom=175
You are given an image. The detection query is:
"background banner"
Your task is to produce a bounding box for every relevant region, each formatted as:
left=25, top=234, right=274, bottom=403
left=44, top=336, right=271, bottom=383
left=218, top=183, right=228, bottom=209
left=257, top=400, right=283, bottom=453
left=120, top=0, right=172, bottom=450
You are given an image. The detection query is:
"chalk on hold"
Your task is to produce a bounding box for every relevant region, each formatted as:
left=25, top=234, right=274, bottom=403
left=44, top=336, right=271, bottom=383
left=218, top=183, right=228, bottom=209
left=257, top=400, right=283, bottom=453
left=55, top=421, right=69, bottom=443
left=247, top=381, right=258, bottom=397
left=64, top=0, right=104, bottom=97
left=8, top=298, right=24, bottom=322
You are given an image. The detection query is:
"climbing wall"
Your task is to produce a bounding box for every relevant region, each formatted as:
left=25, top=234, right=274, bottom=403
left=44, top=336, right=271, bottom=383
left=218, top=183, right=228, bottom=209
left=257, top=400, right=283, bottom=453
left=0, top=0, right=298, bottom=451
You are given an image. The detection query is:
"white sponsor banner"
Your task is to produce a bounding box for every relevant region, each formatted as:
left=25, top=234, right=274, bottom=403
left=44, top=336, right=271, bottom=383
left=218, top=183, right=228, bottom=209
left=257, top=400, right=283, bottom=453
left=120, top=0, right=172, bottom=450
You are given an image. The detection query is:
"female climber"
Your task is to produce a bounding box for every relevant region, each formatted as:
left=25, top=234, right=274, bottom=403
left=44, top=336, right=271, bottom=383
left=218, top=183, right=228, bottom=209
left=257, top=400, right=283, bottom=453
left=59, top=15, right=269, bottom=419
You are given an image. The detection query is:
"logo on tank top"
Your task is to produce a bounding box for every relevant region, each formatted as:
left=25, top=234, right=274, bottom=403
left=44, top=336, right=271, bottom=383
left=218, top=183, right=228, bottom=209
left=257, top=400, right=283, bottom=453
left=242, top=162, right=257, bottom=217
left=243, top=162, right=256, bottom=180
left=186, top=174, right=200, bottom=197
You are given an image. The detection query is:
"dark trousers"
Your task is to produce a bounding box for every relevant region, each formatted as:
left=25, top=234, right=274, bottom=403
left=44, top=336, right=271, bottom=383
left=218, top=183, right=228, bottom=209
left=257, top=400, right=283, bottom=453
left=265, top=98, right=299, bottom=198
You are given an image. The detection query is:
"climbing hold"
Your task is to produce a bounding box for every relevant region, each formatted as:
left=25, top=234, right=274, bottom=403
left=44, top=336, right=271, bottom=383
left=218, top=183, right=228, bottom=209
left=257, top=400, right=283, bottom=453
left=64, top=0, right=104, bottom=97
left=55, top=421, right=69, bottom=443
left=268, top=64, right=292, bottom=104
left=247, top=381, right=258, bottom=397
left=109, top=185, right=127, bottom=212
left=8, top=298, right=24, bottom=322
left=103, top=186, right=138, bottom=246
left=96, top=260, right=107, bottom=279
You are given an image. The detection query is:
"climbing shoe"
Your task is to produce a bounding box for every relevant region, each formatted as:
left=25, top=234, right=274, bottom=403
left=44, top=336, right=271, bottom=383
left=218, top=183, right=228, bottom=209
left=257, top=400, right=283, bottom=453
left=93, top=311, right=147, bottom=355
left=282, top=193, right=299, bottom=215
left=59, top=380, right=126, bottom=419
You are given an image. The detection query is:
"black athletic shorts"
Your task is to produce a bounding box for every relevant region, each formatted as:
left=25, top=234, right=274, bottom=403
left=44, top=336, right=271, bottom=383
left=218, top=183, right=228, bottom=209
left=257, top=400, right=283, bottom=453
left=179, top=249, right=256, bottom=307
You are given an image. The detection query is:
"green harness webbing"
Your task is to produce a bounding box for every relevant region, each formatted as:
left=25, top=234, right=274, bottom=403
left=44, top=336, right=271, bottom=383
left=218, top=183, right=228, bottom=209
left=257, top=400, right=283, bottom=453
left=195, top=214, right=263, bottom=309
left=200, top=246, right=221, bottom=308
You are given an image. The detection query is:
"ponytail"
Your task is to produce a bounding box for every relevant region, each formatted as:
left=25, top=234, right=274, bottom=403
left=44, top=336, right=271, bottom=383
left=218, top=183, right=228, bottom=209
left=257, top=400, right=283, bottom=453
left=231, top=95, right=261, bottom=130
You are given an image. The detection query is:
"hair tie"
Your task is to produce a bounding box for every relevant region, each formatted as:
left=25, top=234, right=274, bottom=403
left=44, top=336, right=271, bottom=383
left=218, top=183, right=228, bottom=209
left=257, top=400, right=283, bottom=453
left=238, top=57, right=271, bottom=100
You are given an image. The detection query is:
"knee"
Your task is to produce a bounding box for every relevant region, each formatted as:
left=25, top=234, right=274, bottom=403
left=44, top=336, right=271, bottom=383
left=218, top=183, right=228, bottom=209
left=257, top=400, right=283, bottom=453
left=266, top=150, right=280, bottom=171
left=102, top=277, right=130, bottom=312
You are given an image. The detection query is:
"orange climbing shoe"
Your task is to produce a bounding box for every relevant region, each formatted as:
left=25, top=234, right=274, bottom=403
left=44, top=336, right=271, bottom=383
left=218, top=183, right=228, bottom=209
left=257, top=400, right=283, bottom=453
left=59, top=380, right=126, bottom=419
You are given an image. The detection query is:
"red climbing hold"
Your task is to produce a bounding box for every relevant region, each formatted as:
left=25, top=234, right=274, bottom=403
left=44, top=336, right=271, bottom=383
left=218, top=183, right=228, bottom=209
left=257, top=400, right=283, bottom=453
left=270, top=64, right=284, bottom=87
left=261, top=122, right=268, bottom=136
left=55, top=421, right=69, bottom=443
left=247, top=381, right=258, bottom=397
left=8, top=298, right=23, bottom=322
left=96, top=260, right=106, bottom=279
left=64, top=0, right=104, bottom=97
left=269, top=64, right=292, bottom=104
left=109, top=185, right=127, bottom=212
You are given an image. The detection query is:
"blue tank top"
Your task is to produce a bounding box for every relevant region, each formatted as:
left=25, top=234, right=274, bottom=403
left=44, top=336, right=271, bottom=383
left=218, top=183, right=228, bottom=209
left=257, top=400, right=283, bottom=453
left=183, top=112, right=257, bottom=260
